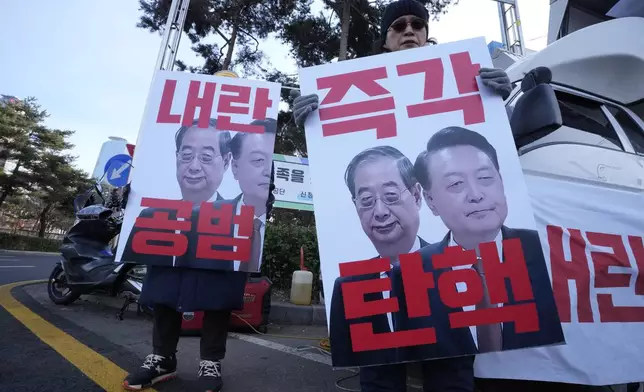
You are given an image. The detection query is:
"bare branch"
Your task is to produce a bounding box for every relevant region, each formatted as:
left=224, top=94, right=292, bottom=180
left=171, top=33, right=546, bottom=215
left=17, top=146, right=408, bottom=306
left=215, top=28, right=230, bottom=43
left=238, top=27, right=260, bottom=54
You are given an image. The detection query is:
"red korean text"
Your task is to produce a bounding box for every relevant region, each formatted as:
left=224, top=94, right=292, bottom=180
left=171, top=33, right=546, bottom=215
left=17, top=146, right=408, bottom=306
left=131, top=198, right=193, bottom=256
left=156, top=79, right=273, bottom=134
left=131, top=198, right=255, bottom=264
left=196, top=202, right=255, bottom=263
left=338, top=239, right=537, bottom=352
left=548, top=226, right=644, bottom=323
left=315, top=51, right=485, bottom=141
left=396, top=51, right=485, bottom=125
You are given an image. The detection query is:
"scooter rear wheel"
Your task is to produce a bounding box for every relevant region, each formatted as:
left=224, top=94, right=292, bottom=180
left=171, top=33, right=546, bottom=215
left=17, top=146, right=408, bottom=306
left=47, top=264, right=81, bottom=305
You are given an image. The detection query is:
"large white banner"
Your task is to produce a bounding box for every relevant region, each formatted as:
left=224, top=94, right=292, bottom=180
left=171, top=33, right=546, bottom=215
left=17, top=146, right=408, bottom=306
left=116, top=70, right=281, bottom=273
left=476, top=173, right=644, bottom=385
left=299, top=37, right=564, bottom=368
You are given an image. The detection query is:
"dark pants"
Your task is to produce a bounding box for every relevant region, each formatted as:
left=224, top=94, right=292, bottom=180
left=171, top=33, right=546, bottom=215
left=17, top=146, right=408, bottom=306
left=152, top=304, right=232, bottom=361
left=360, top=356, right=475, bottom=392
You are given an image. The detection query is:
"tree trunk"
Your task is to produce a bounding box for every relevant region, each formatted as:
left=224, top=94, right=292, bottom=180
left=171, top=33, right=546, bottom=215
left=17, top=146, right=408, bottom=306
left=0, top=190, right=8, bottom=210
left=222, top=23, right=239, bottom=70
left=0, top=161, right=21, bottom=210
left=38, top=204, right=52, bottom=238
left=338, top=0, right=352, bottom=61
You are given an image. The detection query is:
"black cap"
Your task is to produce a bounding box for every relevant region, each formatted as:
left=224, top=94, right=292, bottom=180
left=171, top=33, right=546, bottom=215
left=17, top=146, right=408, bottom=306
left=380, top=0, right=429, bottom=41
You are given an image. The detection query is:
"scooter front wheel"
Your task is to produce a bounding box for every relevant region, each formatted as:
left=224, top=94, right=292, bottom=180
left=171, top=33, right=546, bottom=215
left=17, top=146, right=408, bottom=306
left=47, top=264, right=81, bottom=305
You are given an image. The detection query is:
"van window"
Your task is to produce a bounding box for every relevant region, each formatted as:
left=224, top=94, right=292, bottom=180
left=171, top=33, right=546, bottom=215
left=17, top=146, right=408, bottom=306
left=605, top=106, right=644, bottom=155
left=554, top=91, right=623, bottom=150
left=506, top=89, right=624, bottom=151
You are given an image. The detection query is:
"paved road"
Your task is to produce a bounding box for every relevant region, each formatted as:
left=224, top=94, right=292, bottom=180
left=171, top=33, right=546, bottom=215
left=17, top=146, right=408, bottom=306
left=0, top=252, right=362, bottom=392
left=0, top=251, right=57, bottom=285
left=0, top=251, right=107, bottom=391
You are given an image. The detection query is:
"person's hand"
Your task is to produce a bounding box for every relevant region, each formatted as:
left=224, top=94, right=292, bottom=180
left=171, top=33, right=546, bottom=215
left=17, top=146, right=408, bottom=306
left=290, top=89, right=319, bottom=127
left=479, top=67, right=513, bottom=100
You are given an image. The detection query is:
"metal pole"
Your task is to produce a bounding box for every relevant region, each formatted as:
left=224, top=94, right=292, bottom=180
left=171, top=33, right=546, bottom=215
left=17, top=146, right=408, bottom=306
left=154, top=0, right=181, bottom=71
left=166, top=0, right=191, bottom=71
left=497, top=2, right=508, bottom=50
left=513, top=0, right=526, bottom=56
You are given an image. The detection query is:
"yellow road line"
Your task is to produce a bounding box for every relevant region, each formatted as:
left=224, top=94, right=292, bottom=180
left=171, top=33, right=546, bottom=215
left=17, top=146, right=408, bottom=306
left=0, top=280, right=156, bottom=392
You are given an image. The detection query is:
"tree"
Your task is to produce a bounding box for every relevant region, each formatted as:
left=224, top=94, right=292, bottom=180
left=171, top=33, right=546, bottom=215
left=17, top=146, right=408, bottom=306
left=137, top=0, right=311, bottom=75
left=32, top=153, right=92, bottom=237
left=282, top=0, right=459, bottom=67
left=0, top=98, right=74, bottom=210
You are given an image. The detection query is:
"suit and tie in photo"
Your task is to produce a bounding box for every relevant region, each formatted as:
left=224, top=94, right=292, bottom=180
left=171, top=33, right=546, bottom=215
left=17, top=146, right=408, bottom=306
left=328, top=146, right=475, bottom=392
left=403, top=126, right=564, bottom=357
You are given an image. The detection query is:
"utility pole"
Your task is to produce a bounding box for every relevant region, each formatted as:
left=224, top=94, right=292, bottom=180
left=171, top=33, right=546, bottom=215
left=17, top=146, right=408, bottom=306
left=491, top=0, right=526, bottom=56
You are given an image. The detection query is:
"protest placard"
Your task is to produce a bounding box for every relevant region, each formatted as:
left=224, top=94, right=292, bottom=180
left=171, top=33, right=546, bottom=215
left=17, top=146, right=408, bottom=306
left=116, top=70, right=281, bottom=273
left=299, top=37, right=565, bottom=368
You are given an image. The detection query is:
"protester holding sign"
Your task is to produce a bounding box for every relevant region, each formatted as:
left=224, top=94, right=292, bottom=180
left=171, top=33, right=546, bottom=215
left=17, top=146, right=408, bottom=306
left=118, top=71, right=281, bottom=391
left=293, top=1, right=518, bottom=391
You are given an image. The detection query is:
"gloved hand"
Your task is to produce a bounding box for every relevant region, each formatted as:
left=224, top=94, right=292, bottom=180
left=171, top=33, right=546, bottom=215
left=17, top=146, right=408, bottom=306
left=290, top=89, right=319, bottom=127
left=479, top=67, right=513, bottom=100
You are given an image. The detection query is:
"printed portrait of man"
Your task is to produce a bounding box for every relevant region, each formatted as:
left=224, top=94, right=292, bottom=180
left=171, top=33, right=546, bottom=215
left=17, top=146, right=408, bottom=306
left=197, top=118, right=277, bottom=273
left=329, top=145, right=428, bottom=368
left=121, top=118, right=232, bottom=266
left=404, top=125, right=564, bottom=355
left=175, top=118, right=232, bottom=204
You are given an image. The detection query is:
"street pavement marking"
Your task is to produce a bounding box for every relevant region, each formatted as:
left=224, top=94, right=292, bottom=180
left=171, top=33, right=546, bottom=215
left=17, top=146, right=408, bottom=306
left=229, top=332, right=332, bottom=366
left=0, top=265, right=35, bottom=268
left=0, top=280, right=157, bottom=392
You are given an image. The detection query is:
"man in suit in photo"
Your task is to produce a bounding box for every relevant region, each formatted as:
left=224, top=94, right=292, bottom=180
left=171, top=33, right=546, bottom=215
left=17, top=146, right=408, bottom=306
left=206, top=118, right=277, bottom=273
left=176, top=118, right=232, bottom=204
left=410, top=126, right=563, bottom=357
left=122, top=118, right=232, bottom=267
left=329, top=146, right=471, bottom=392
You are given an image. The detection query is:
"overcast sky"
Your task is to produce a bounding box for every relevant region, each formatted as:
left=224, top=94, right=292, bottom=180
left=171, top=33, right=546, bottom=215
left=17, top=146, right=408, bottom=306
left=0, top=0, right=549, bottom=175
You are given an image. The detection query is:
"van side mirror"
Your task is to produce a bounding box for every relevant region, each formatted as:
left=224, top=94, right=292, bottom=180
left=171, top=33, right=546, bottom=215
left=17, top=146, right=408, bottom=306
left=510, top=67, right=563, bottom=148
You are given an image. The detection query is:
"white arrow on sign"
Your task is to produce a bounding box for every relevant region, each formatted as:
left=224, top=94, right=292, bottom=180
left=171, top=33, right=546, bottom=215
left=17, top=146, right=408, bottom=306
left=110, top=162, right=130, bottom=180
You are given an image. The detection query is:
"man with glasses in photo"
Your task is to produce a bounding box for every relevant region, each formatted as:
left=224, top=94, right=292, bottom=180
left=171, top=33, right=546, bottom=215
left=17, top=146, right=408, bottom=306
left=329, top=145, right=471, bottom=392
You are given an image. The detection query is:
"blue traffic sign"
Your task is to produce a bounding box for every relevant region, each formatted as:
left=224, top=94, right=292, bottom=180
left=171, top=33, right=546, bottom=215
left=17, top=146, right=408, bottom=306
left=103, top=154, right=132, bottom=187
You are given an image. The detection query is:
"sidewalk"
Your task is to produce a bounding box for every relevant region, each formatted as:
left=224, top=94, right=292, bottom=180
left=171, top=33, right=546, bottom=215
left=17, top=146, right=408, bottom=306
left=19, top=282, right=363, bottom=392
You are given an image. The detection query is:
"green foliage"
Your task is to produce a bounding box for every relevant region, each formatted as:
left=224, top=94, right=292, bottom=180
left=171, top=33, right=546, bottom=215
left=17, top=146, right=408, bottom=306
left=281, top=0, right=459, bottom=65
left=0, top=233, right=61, bottom=252
left=262, top=220, right=320, bottom=293
left=138, top=0, right=312, bottom=74
left=0, top=97, right=92, bottom=237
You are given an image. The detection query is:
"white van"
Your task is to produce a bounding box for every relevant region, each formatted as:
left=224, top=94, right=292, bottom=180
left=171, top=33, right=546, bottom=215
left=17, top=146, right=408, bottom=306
left=505, top=16, right=644, bottom=189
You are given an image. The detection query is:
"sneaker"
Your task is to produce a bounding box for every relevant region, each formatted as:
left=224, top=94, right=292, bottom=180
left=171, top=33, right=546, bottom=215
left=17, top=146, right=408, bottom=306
left=122, top=354, right=177, bottom=391
left=197, top=360, right=223, bottom=392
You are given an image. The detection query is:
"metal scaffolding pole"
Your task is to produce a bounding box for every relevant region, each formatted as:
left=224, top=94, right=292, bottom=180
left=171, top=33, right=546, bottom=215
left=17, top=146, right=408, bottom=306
left=492, top=0, right=526, bottom=56
left=154, top=0, right=191, bottom=71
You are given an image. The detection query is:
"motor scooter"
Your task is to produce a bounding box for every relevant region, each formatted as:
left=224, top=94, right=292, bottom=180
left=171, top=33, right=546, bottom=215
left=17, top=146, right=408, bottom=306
left=47, top=184, right=146, bottom=319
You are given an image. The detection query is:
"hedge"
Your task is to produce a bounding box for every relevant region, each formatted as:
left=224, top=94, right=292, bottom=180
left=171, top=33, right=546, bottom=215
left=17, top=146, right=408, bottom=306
left=0, top=233, right=61, bottom=252
left=262, top=222, right=321, bottom=294
left=0, top=224, right=321, bottom=294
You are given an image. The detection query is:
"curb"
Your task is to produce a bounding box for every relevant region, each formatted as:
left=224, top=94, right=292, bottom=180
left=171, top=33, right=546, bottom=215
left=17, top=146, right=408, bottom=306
left=0, top=249, right=59, bottom=256
left=58, top=289, right=328, bottom=327
left=269, top=301, right=327, bottom=326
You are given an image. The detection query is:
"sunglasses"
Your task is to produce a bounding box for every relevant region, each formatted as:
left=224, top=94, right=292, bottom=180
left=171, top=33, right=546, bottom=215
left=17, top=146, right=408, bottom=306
left=389, top=17, right=427, bottom=33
